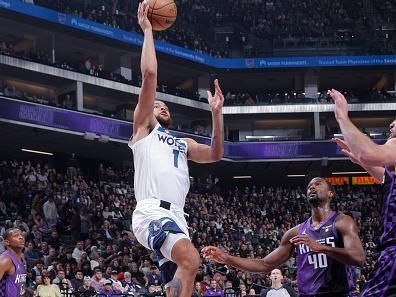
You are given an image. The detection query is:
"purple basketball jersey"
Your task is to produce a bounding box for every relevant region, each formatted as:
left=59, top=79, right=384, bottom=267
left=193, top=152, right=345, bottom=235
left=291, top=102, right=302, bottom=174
left=295, top=211, right=356, bottom=296
left=0, top=250, right=27, bottom=297
left=379, top=167, right=396, bottom=248
left=360, top=167, right=396, bottom=297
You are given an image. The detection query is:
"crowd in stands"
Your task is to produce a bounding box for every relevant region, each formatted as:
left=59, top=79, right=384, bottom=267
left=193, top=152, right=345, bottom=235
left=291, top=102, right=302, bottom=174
left=2, top=36, right=396, bottom=108
left=0, top=158, right=384, bottom=296
left=372, top=0, right=396, bottom=24
left=0, top=40, right=132, bottom=85
left=28, top=0, right=395, bottom=57
left=223, top=89, right=396, bottom=106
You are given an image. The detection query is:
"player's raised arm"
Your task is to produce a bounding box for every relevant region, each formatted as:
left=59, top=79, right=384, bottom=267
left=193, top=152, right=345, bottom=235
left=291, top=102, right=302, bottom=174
left=185, top=79, right=224, bottom=163
left=329, top=89, right=396, bottom=167
left=132, top=2, right=158, bottom=139
left=202, top=227, right=297, bottom=273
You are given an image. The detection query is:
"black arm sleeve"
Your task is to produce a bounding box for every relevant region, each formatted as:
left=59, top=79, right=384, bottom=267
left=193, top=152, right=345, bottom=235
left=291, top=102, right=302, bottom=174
left=284, top=284, right=298, bottom=297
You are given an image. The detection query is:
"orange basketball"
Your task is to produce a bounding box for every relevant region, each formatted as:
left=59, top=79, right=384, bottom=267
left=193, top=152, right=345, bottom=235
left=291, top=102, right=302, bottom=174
left=144, top=0, right=177, bottom=31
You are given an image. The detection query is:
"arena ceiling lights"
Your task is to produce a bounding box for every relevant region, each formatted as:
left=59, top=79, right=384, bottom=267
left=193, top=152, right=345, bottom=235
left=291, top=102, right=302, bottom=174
left=21, top=148, right=54, bottom=156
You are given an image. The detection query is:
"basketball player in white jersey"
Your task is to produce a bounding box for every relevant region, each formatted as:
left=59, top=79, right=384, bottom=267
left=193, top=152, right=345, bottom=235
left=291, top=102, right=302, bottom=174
left=128, top=3, right=224, bottom=297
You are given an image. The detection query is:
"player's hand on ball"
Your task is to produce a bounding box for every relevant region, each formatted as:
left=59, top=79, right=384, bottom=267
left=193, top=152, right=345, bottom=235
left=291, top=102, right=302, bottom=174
left=207, top=79, right=224, bottom=114
left=290, top=235, right=324, bottom=253
left=138, top=1, right=152, bottom=32
left=201, top=246, right=228, bottom=264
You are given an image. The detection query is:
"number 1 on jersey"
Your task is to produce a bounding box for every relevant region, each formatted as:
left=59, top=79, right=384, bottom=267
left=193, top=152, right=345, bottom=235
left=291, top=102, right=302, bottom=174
left=173, top=149, right=179, bottom=168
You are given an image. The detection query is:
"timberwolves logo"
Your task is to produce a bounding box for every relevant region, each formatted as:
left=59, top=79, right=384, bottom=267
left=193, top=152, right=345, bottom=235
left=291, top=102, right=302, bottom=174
left=57, top=13, right=67, bottom=24
left=149, top=220, right=163, bottom=237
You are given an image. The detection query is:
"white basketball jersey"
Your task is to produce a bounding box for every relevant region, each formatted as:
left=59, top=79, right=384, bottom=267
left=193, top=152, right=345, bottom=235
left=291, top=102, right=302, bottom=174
left=129, top=123, right=190, bottom=207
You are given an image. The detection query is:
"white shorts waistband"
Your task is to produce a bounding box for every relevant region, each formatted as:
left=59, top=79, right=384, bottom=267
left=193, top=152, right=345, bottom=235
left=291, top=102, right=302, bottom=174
left=136, top=199, right=184, bottom=211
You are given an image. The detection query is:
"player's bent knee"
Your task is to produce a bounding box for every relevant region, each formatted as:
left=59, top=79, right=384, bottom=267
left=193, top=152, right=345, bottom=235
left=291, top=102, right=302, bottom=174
left=171, top=239, right=200, bottom=272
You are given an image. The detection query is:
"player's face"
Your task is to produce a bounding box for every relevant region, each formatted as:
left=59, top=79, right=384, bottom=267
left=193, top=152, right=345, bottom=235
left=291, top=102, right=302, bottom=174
left=388, top=120, right=396, bottom=139
left=270, top=269, right=282, bottom=282
left=5, top=229, right=25, bottom=249
left=153, top=100, right=172, bottom=127
left=307, top=178, right=332, bottom=205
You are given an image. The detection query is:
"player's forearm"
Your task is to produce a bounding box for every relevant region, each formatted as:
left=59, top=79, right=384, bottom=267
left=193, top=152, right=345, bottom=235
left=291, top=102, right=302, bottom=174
left=337, top=118, right=378, bottom=165
left=140, top=29, right=157, bottom=78
left=359, top=164, right=384, bottom=182
left=320, top=245, right=365, bottom=266
left=210, top=111, right=224, bottom=161
left=225, top=255, right=270, bottom=273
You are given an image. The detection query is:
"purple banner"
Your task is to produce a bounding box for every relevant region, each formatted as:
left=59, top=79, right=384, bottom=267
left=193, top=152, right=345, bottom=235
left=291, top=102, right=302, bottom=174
left=226, top=141, right=341, bottom=159
left=0, top=97, right=384, bottom=160
left=0, top=96, right=211, bottom=144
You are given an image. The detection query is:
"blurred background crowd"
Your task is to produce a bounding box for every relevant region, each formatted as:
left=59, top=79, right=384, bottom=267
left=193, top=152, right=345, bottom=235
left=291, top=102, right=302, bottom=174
left=0, top=158, right=381, bottom=296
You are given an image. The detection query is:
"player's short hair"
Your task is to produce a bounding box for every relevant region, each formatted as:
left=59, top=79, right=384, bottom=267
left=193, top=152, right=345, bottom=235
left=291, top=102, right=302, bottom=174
left=3, top=228, right=20, bottom=240
left=271, top=268, right=283, bottom=275
left=323, top=179, right=335, bottom=193
left=309, top=178, right=335, bottom=196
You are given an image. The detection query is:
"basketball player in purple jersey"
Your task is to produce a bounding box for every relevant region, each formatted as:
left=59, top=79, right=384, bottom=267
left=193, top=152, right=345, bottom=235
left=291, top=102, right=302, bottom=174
left=202, top=177, right=365, bottom=297
left=329, top=89, right=396, bottom=297
left=0, top=228, right=27, bottom=297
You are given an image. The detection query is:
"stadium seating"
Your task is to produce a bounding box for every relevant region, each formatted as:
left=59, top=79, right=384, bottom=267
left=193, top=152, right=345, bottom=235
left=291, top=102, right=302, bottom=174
left=0, top=158, right=382, bottom=295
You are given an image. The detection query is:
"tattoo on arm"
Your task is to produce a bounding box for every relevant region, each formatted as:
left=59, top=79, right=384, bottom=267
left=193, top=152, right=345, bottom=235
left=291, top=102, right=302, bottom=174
left=167, top=278, right=182, bottom=297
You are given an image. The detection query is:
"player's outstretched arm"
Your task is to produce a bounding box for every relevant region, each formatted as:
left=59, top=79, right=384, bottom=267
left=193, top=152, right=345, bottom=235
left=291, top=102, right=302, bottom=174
left=185, top=79, right=224, bottom=163
left=290, top=214, right=365, bottom=266
left=202, top=227, right=297, bottom=273
left=329, top=89, right=396, bottom=167
left=133, top=2, right=157, bottom=139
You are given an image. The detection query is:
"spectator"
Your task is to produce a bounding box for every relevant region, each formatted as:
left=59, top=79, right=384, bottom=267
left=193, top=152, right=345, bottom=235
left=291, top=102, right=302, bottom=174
left=70, top=270, right=84, bottom=291
left=146, top=265, right=162, bottom=286
left=25, top=242, right=42, bottom=267
left=204, top=280, right=224, bottom=297
left=69, top=208, right=81, bottom=243
left=52, top=270, right=72, bottom=289
left=44, top=248, right=58, bottom=267
left=193, top=281, right=203, bottom=297
left=99, top=280, right=115, bottom=296
left=36, top=272, right=62, bottom=297
left=42, top=196, right=59, bottom=228
left=90, top=268, right=106, bottom=292
left=77, top=276, right=97, bottom=296
left=48, top=231, right=61, bottom=250
left=109, top=270, right=123, bottom=287
left=59, top=278, right=74, bottom=296
left=224, top=281, right=235, bottom=297
left=72, top=241, right=85, bottom=262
